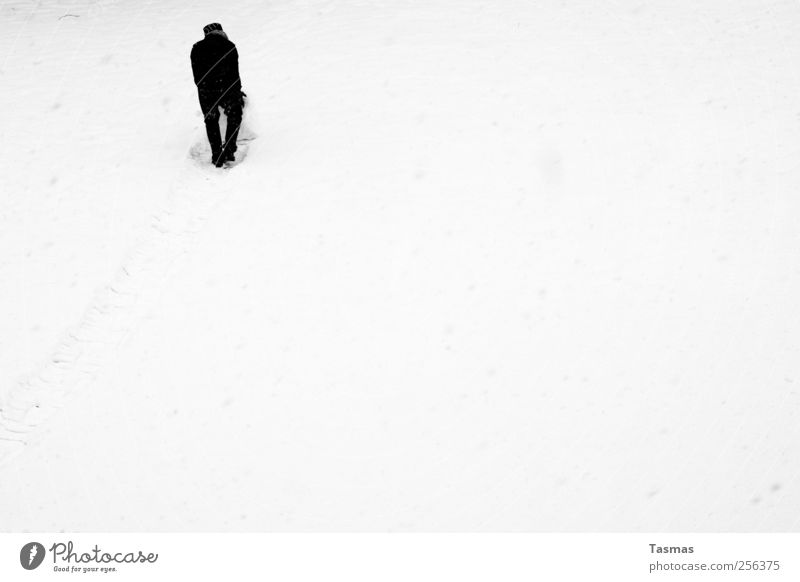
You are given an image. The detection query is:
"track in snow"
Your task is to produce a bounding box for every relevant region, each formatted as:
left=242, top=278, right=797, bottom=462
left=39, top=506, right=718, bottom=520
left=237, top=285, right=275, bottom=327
left=0, top=139, right=237, bottom=465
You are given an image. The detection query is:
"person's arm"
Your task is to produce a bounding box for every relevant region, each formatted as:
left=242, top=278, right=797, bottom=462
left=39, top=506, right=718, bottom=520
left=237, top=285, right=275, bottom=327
left=229, top=45, right=242, bottom=92
left=190, top=44, right=202, bottom=86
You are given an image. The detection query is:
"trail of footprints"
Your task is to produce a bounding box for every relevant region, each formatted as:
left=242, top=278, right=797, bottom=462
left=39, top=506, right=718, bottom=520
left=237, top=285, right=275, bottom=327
left=0, top=156, right=229, bottom=466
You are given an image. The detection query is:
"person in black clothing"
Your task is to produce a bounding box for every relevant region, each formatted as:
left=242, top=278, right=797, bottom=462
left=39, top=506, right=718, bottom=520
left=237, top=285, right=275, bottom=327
left=191, top=23, right=245, bottom=167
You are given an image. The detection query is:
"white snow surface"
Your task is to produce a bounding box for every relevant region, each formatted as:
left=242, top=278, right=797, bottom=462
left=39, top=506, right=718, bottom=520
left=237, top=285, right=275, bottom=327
left=1, top=0, right=800, bottom=531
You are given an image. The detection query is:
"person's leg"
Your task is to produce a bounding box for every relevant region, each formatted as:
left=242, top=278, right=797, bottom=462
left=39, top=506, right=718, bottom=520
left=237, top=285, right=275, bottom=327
left=222, top=93, right=243, bottom=160
left=199, top=92, right=223, bottom=163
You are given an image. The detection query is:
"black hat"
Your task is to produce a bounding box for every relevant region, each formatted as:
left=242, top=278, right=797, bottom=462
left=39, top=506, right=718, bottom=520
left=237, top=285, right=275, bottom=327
left=203, top=23, right=223, bottom=35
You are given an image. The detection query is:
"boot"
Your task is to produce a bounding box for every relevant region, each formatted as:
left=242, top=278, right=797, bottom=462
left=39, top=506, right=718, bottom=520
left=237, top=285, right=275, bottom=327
left=212, top=149, right=225, bottom=167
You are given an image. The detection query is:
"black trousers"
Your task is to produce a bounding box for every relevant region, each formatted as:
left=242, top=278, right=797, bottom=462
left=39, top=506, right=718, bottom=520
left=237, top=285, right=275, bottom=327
left=198, top=89, right=243, bottom=158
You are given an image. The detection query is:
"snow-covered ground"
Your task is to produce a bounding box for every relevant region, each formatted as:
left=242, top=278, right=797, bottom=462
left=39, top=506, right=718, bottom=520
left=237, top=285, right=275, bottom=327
left=1, top=0, right=799, bottom=531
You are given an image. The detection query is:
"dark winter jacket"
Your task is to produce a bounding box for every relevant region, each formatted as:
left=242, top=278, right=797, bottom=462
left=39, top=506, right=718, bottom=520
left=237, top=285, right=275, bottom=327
left=190, top=32, right=242, bottom=97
